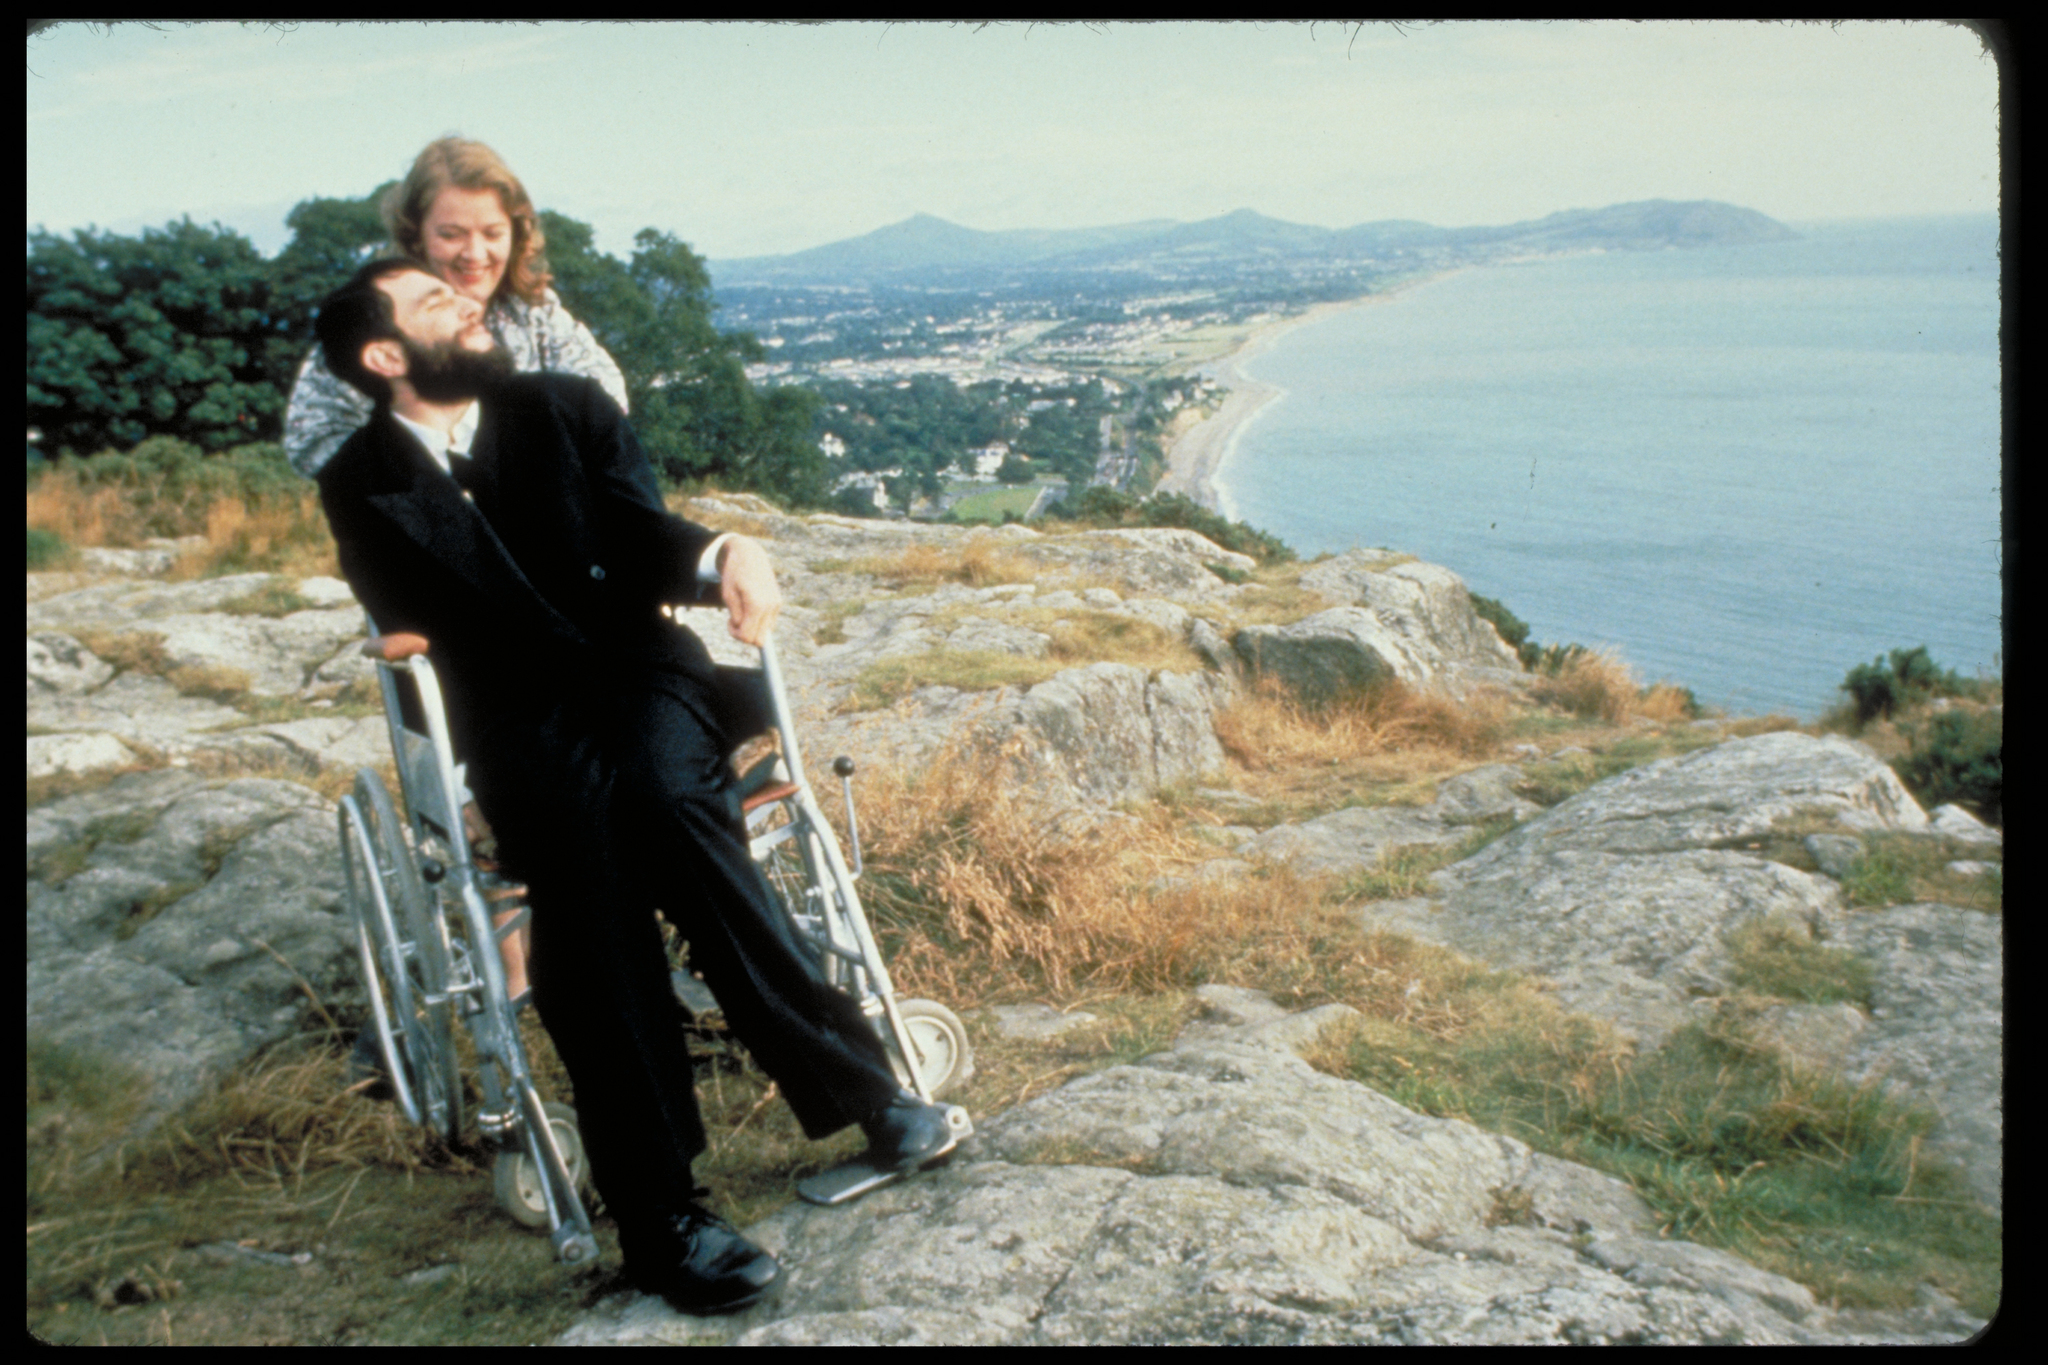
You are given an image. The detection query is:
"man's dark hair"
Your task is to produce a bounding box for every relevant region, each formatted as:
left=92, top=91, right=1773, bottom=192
left=314, top=257, right=431, bottom=404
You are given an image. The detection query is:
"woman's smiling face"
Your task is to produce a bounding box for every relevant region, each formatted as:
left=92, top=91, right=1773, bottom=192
left=421, top=185, right=512, bottom=304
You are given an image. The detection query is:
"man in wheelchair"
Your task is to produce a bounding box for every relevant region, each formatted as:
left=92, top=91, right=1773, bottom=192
left=311, top=259, right=956, bottom=1313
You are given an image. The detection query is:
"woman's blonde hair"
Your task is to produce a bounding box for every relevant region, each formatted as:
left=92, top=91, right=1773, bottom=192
left=381, top=136, right=551, bottom=305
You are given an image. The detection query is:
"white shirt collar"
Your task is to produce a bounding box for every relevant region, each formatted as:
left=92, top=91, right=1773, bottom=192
left=391, top=401, right=481, bottom=475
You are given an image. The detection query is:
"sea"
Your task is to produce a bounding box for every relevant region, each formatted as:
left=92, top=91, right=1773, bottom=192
left=1214, top=214, right=2003, bottom=719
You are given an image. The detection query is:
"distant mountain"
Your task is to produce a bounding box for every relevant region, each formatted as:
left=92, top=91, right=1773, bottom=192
left=715, top=213, right=1178, bottom=282
left=709, top=200, right=1798, bottom=289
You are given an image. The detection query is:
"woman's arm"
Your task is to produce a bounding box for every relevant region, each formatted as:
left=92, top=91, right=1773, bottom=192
left=518, top=290, right=631, bottom=415
left=283, top=347, right=377, bottom=479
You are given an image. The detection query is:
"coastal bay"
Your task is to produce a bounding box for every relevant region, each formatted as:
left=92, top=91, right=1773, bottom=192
left=1189, top=215, right=2002, bottom=718
left=1157, top=280, right=1451, bottom=510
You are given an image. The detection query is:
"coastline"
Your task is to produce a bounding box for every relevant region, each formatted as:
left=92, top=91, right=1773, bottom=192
left=1155, top=272, right=1456, bottom=512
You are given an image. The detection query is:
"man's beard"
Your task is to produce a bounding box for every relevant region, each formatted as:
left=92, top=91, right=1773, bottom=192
left=403, top=335, right=515, bottom=403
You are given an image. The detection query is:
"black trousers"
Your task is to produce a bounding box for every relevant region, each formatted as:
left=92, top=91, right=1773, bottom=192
left=468, top=668, right=902, bottom=1234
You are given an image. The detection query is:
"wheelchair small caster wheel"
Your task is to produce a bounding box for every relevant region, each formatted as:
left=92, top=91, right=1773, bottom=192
left=893, top=998, right=974, bottom=1099
left=493, top=1101, right=591, bottom=1229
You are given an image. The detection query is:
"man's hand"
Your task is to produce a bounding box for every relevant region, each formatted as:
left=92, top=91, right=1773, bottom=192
left=717, top=535, right=782, bottom=646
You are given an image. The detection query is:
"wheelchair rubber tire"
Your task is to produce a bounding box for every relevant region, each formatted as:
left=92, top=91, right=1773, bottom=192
left=892, top=998, right=974, bottom=1099
left=353, top=768, right=463, bottom=1144
left=492, top=1101, right=591, bottom=1230
left=341, top=796, right=424, bottom=1126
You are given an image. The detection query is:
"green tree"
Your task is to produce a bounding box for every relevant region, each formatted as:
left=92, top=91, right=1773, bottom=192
left=27, top=219, right=283, bottom=453
left=541, top=216, right=824, bottom=504
left=263, top=190, right=391, bottom=391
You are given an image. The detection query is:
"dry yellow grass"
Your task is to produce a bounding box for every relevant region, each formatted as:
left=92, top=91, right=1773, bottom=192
left=1529, top=647, right=1640, bottom=723
left=1215, top=676, right=1509, bottom=773
left=1636, top=682, right=1698, bottom=724
left=847, top=537, right=1040, bottom=592
left=28, top=469, right=340, bottom=580
left=26, top=478, right=141, bottom=547
left=849, top=735, right=1528, bottom=1015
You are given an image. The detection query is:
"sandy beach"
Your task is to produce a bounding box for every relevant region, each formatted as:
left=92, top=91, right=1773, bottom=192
left=1155, top=275, right=1454, bottom=511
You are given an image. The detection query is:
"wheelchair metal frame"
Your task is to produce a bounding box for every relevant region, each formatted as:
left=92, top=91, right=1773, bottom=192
left=337, top=623, right=970, bottom=1266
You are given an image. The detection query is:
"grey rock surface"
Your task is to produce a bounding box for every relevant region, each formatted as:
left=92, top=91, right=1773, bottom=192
left=1299, top=554, right=1524, bottom=676
left=1927, top=803, right=2000, bottom=846
left=24, top=572, right=285, bottom=630
left=27, top=731, right=136, bottom=779
left=557, top=995, right=1979, bottom=1345
left=1804, top=832, right=1865, bottom=879
left=1404, top=849, right=1847, bottom=1047
left=989, top=1004, right=1100, bottom=1040
left=27, top=669, right=250, bottom=755
left=28, top=631, right=115, bottom=695
left=1244, top=803, right=1465, bottom=877
left=1828, top=903, right=2003, bottom=1208
left=1234, top=607, right=1420, bottom=700
left=26, top=770, right=355, bottom=1125
left=1004, top=663, right=1230, bottom=805
left=1450, top=732, right=1927, bottom=866
left=1353, top=730, right=2003, bottom=1208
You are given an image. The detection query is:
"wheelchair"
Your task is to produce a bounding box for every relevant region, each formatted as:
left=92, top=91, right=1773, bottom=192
left=336, top=614, right=974, bottom=1266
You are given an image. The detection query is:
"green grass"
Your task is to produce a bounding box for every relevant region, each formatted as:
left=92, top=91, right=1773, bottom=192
left=841, top=649, right=1063, bottom=711
left=216, top=581, right=319, bottom=617
left=947, top=485, right=1042, bottom=524
left=1840, top=833, right=2003, bottom=914
left=1308, top=1014, right=1999, bottom=1316
left=1512, top=730, right=1725, bottom=808
left=28, top=525, right=75, bottom=570
left=838, top=615, right=1204, bottom=712
left=1725, top=919, right=1876, bottom=1007
left=1332, top=818, right=1519, bottom=903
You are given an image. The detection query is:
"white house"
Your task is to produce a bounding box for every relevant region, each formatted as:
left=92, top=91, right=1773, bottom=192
left=966, top=441, right=1012, bottom=479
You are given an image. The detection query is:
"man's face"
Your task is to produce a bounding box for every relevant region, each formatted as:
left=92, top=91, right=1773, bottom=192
left=372, top=269, right=511, bottom=402
left=376, top=269, right=493, bottom=354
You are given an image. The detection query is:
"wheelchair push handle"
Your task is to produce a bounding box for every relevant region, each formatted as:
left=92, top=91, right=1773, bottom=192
left=363, top=632, right=432, bottom=662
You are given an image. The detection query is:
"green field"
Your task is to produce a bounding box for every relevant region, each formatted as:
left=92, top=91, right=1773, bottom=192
left=947, top=484, right=1042, bottom=523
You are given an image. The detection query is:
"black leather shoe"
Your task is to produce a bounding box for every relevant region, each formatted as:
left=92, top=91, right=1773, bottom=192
left=628, top=1204, right=782, bottom=1315
left=860, top=1090, right=959, bottom=1172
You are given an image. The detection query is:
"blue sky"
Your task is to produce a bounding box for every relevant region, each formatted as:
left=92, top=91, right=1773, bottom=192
left=26, top=20, right=2000, bottom=262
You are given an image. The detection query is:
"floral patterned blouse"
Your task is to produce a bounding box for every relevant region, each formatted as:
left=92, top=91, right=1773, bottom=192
left=282, top=288, right=630, bottom=477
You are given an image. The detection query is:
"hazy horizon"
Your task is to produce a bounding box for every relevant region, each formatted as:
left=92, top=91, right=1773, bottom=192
left=28, top=21, right=2000, bottom=263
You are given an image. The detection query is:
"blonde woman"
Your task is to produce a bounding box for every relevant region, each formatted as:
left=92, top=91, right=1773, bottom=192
left=282, top=136, right=628, bottom=479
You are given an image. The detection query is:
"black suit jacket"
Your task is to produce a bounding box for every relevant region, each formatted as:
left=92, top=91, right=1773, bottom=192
left=317, top=373, right=722, bottom=772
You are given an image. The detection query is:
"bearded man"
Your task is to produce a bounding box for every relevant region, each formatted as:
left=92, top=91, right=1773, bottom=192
left=310, top=258, right=956, bottom=1314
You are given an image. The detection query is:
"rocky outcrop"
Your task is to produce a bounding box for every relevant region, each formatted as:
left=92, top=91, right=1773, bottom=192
left=1242, top=763, right=1540, bottom=877
left=26, top=769, right=356, bottom=1125
left=558, top=991, right=1983, bottom=1346
left=24, top=515, right=2000, bottom=1343
left=1233, top=553, right=1523, bottom=701
left=1323, top=732, right=2004, bottom=1210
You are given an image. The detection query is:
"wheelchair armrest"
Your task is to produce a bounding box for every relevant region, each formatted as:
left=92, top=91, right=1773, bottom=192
left=363, top=632, right=432, bottom=662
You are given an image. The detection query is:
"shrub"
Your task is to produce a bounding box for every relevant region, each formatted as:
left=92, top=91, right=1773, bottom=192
left=1839, top=646, right=1982, bottom=726
left=1466, top=592, right=1530, bottom=656
left=1895, top=708, right=2002, bottom=825
left=1043, top=485, right=1296, bottom=565
left=26, top=525, right=71, bottom=569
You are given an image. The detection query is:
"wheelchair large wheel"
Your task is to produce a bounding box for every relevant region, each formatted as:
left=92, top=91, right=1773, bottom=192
left=754, top=807, right=837, bottom=973
left=492, top=1100, right=592, bottom=1230
left=342, top=769, right=463, bottom=1143
left=892, top=998, right=974, bottom=1099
